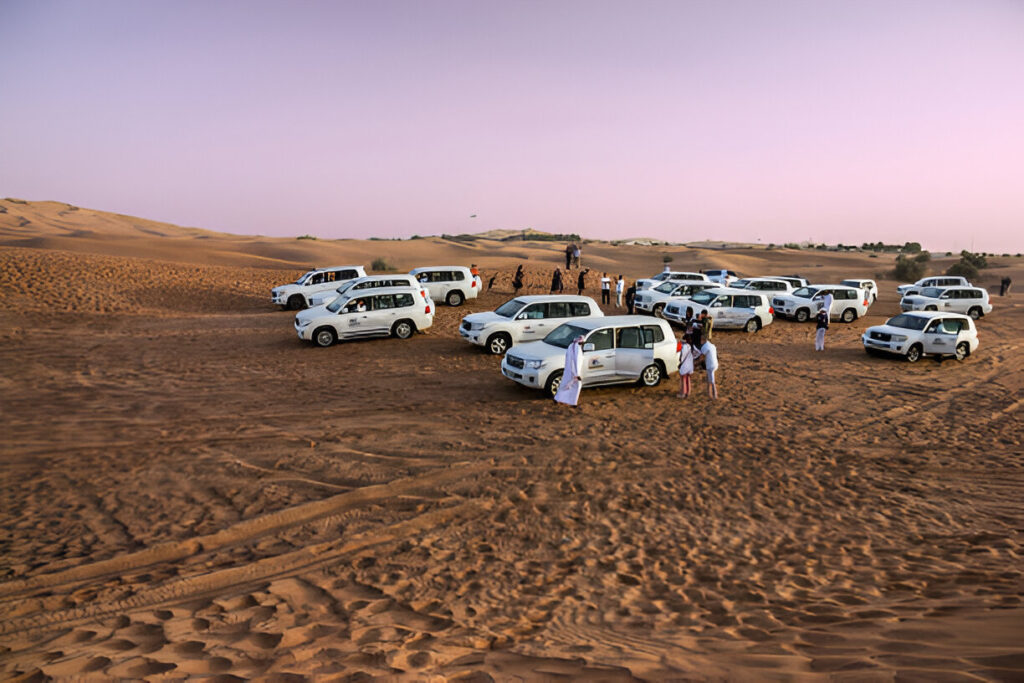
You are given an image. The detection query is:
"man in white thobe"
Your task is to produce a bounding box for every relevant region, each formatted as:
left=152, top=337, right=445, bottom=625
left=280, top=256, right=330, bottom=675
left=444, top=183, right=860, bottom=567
left=554, top=337, right=585, bottom=406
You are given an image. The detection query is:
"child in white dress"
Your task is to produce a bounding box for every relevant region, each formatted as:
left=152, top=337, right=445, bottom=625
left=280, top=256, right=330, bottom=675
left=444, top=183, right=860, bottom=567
left=677, top=334, right=696, bottom=398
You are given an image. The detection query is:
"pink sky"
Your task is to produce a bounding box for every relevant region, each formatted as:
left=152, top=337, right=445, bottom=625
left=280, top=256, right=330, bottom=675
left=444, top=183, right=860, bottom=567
left=2, top=0, right=1022, bottom=252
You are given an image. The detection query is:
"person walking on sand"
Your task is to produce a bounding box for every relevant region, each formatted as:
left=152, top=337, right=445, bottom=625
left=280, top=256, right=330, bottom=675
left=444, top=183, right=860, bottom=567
left=554, top=336, right=585, bottom=406
left=699, top=310, right=714, bottom=342
left=550, top=268, right=564, bottom=293
left=615, top=275, right=624, bottom=308
left=814, top=307, right=829, bottom=351
left=600, top=272, right=611, bottom=305
left=625, top=281, right=637, bottom=314
left=573, top=244, right=581, bottom=269
left=695, top=338, right=719, bottom=399
left=821, top=292, right=834, bottom=321
left=577, top=268, right=589, bottom=295
left=513, top=265, right=524, bottom=294
left=677, top=333, right=695, bottom=398
left=565, top=243, right=574, bottom=270
left=1001, top=276, right=1012, bottom=296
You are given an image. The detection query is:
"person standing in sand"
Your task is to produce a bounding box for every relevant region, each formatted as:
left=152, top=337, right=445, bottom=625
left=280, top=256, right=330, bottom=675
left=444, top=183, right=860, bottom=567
left=600, top=272, right=611, bottom=305
left=625, top=281, right=637, bottom=314
left=550, top=268, right=564, bottom=293
left=513, top=265, right=524, bottom=294
left=677, top=333, right=695, bottom=398
left=565, top=243, right=574, bottom=270
left=695, top=339, right=719, bottom=399
left=554, top=336, right=585, bottom=406
left=814, top=307, right=829, bottom=351
left=573, top=244, right=581, bottom=269
left=615, top=275, right=624, bottom=308
left=577, top=268, right=588, bottom=295
left=821, top=292, right=834, bottom=321
left=699, top=310, right=714, bottom=342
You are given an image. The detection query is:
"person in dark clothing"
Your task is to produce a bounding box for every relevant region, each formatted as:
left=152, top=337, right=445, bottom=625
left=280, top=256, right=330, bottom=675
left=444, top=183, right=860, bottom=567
left=565, top=244, right=574, bottom=270
left=576, top=268, right=589, bottom=295
left=1001, top=276, right=1012, bottom=296
left=551, top=268, right=563, bottom=293
left=690, top=318, right=703, bottom=349
left=814, top=307, right=829, bottom=350
left=488, top=274, right=498, bottom=290
left=513, top=265, right=524, bottom=294
left=625, top=281, right=637, bottom=314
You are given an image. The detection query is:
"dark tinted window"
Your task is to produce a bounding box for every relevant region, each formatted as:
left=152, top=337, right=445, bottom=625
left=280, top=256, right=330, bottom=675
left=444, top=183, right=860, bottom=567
left=452, top=271, right=465, bottom=281
left=395, top=293, right=414, bottom=307
left=548, top=302, right=571, bottom=318
left=711, top=295, right=732, bottom=307
left=521, top=304, right=545, bottom=319
left=587, top=328, right=613, bottom=350
left=642, top=325, right=665, bottom=343
left=617, top=327, right=644, bottom=349
left=374, top=294, right=396, bottom=310
left=570, top=302, right=591, bottom=316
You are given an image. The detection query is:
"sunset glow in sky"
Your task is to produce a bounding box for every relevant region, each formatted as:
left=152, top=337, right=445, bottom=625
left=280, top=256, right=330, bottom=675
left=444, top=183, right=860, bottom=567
left=2, top=0, right=1023, bottom=252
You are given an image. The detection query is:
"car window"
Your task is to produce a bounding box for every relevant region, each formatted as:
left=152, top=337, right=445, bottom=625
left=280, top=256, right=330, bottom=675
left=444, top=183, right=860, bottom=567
left=941, top=319, right=964, bottom=333
left=395, top=293, right=414, bottom=307
left=642, top=325, right=665, bottom=343
left=310, top=273, right=325, bottom=285
left=548, top=302, right=571, bottom=318
left=570, top=302, right=591, bottom=316
left=452, top=271, right=465, bottom=281
left=374, top=294, right=396, bottom=310
left=521, top=304, right=545, bottom=319
left=617, top=327, right=644, bottom=349
left=587, top=328, right=614, bottom=350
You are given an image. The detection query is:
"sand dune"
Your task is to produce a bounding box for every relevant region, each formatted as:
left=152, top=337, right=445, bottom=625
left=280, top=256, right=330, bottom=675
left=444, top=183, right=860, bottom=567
left=1, top=200, right=1022, bottom=680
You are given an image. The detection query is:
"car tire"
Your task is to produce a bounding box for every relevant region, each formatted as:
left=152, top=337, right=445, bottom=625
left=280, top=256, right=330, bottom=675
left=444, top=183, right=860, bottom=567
left=287, top=295, right=306, bottom=311
left=653, top=303, right=666, bottom=318
left=744, top=317, right=759, bottom=333
left=639, top=363, right=662, bottom=387
left=841, top=308, right=857, bottom=323
left=955, top=341, right=969, bottom=361
left=796, top=308, right=810, bottom=323
left=544, top=370, right=564, bottom=399
left=487, top=333, right=512, bottom=355
left=313, top=326, right=336, bottom=348
left=392, top=320, right=415, bottom=339
left=906, top=343, right=923, bottom=363
left=925, top=305, right=937, bottom=311
left=446, top=291, right=465, bottom=307
left=968, top=306, right=982, bottom=320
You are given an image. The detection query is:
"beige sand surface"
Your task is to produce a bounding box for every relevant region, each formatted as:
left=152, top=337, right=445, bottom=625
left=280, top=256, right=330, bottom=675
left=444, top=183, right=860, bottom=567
left=1, top=199, right=1022, bottom=680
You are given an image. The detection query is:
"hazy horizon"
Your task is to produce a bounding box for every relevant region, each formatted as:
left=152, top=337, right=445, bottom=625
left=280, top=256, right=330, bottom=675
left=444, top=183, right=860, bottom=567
left=2, top=0, right=1022, bottom=253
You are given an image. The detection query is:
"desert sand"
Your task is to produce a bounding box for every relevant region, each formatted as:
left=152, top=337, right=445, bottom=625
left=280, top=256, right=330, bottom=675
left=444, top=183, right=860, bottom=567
left=1, top=198, right=1022, bottom=681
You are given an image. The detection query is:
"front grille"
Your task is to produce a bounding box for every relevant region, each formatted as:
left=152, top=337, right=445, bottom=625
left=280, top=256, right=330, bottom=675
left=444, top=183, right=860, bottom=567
left=870, top=331, right=891, bottom=342
left=461, top=320, right=470, bottom=331
left=506, top=356, right=525, bottom=369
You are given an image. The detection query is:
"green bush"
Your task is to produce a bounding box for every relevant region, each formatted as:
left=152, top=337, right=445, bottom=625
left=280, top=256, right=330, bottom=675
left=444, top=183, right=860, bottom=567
left=959, top=250, right=988, bottom=269
left=371, top=257, right=393, bottom=271
left=296, top=234, right=317, bottom=240
left=913, top=251, right=931, bottom=263
left=662, top=254, right=673, bottom=263
left=893, top=254, right=927, bottom=281
left=946, top=261, right=979, bottom=280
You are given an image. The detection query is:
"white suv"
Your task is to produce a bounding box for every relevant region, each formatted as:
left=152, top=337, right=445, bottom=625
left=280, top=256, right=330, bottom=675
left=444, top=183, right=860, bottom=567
left=899, top=286, right=992, bottom=319
left=636, top=271, right=709, bottom=291
left=766, top=275, right=810, bottom=289
left=294, top=287, right=433, bottom=347
left=411, top=266, right=479, bottom=306
left=862, top=311, right=978, bottom=362
left=309, top=274, right=428, bottom=307
left=772, top=285, right=869, bottom=323
left=841, top=279, right=878, bottom=304
left=704, top=269, right=740, bottom=286
left=272, top=265, right=367, bottom=310
left=897, top=276, right=971, bottom=298
left=732, top=277, right=795, bottom=296
left=684, top=288, right=774, bottom=332
left=501, top=317, right=680, bottom=397
left=460, top=295, right=603, bottom=355
left=634, top=280, right=717, bottom=317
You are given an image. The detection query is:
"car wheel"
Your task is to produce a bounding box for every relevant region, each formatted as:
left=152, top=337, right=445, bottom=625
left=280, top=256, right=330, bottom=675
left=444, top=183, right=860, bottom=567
left=796, top=308, right=810, bottom=323
left=653, top=303, right=666, bottom=318
left=955, top=342, right=969, bottom=361
left=392, top=320, right=415, bottom=339
left=544, top=370, right=564, bottom=399
left=313, top=326, right=336, bottom=347
left=744, top=317, right=759, bottom=333
left=841, top=308, right=856, bottom=323
left=906, top=343, right=923, bottom=363
left=446, top=291, right=464, bottom=306
left=968, top=306, right=982, bottom=320
left=487, top=333, right=512, bottom=355
left=639, top=363, right=662, bottom=387
left=287, top=295, right=306, bottom=311
left=925, top=305, right=937, bottom=311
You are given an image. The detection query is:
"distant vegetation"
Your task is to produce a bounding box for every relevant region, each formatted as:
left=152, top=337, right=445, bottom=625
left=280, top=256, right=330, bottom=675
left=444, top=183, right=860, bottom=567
left=863, top=241, right=923, bottom=253
left=662, top=254, right=673, bottom=263
left=296, top=234, right=317, bottom=241
left=499, top=230, right=581, bottom=243
left=371, top=257, right=394, bottom=271
left=892, top=251, right=932, bottom=281
left=946, top=251, right=988, bottom=280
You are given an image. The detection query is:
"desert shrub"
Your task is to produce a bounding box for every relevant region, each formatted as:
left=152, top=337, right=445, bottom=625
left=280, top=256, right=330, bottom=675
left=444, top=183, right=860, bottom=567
left=784, top=242, right=801, bottom=249
left=945, top=251, right=953, bottom=257
left=958, top=250, right=988, bottom=270
left=946, top=261, right=979, bottom=280
left=371, top=257, right=393, bottom=271
left=893, top=254, right=927, bottom=281
left=902, top=241, right=923, bottom=254
left=869, top=253, right=878, bottom=258
left=662, top=254, right=673, bottom=263
left=296, top=234, right=317, bottom=240
left=913, top=251, right=931, bottom=263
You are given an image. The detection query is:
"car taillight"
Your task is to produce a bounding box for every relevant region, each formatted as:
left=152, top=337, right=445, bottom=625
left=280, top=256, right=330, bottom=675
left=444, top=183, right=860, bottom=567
left=470, top=280, right=476, bottom=287
left=769, top=306, right=774, bottom=315
left=863, top=299, right=869, bottom=306
left=425, top=305, right=431, bottom=314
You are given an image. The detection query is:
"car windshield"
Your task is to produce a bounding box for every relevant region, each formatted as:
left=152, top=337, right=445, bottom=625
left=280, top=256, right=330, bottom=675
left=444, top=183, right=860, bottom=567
left=494, top=298, right=524, bottom=318
left=651, top=273, right=670, bottom=282
left=654, top=282, right=677, bottom=294
left=733, top=279, right=751, bottom=288
left=885, top=314, right=930, bottom=331
left=792, top=287, right=819, bottom=299
left=690, top=291, right=717, bottom=306
left=295, top=270, right=316, bottom=285
left=335, top=280, right=357, bottom=296
left=326, top=296, right=349, bottom=313
left=920, top=287, right=944, bottom=298
left=840, top=280, right=862, bottom=288
left=544, top=324, right=588, bottom=348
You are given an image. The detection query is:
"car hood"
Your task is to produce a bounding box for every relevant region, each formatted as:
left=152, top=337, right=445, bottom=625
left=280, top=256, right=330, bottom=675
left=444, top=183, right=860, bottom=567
left=273, top=284, right=299, bottom=294
left=505, top=341, right=566, bottom=363
left=462, top=311, right=509, bottom=326
left=295, top=305, right=331, bottom=325
left=865, top=323, right=917, bottom=336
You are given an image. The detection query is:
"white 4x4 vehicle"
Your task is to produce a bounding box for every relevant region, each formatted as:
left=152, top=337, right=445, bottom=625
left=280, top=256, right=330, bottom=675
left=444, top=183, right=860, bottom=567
left=862, top=311, right=978, bottom=362
left=899, top=286, right=992, bottom=319
left=294, top=287, right=433, bottom=347
left=272, top=265, right=367, bottom=310
left=731, top=277, right=795, bottom=295
left=684, top=288, right=774, bottom=332
left=460, top=295, right=602, bottom=355
left=841, top=279, right=878, bottom=304
left=634, top=280, right=717, bottom=317
left=897, top=276, right=970, bottom=298
left=704, top=269, right=740, bottom=286
left=411, top=266, right=479, bottom=306
left=636, top=271, right=709, bottom=291
left=766, top=275, right=810, bottom=289
left=309, top=274, right=429, bottom=307
left=501, top=317, right=680, bottom=397
left=772, top=285, right=869, bottom=323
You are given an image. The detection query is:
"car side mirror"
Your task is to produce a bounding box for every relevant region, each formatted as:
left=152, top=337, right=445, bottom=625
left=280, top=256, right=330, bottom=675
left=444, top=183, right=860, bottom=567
left=516, top=313, right=527, bottom=320
left=582, top=343, right=595, bottom=352
left=644, top=342, right=654, bottom=349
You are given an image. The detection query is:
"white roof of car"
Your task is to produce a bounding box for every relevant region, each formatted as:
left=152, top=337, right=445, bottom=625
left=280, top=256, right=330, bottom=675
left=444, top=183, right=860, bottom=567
left=895, top=310, right=971, bottom=320
left=702, top=286, right=768, bottom=295
left=559, top=315, right=671, bottom=331
left=310, top=265, right=363, bottom=271
left=410, top=265, right=471, bottom=272
left=503, top=295, right=597, bottom=303
left=339, top=286, right=423, bottom=299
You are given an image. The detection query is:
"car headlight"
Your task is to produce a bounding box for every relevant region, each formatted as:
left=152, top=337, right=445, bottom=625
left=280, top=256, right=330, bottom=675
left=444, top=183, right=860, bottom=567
left=526, top=359, right=545, bottom=370
left=296, top=318, right=309, bottom=328
left=890, top=334, right=908, bottom=342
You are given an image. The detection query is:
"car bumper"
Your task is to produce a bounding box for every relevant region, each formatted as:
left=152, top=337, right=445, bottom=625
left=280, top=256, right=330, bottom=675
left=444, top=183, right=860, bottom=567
left=500, top=362, right=541, bottom=387
left=861, top=335, right=904, bottom=354
left=634, top=300, right=655, bottom=312
left=459, top=328, right=485, bottom=345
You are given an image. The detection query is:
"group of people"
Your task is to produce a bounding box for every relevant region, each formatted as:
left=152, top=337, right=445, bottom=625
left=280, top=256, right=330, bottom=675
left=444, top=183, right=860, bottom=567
left=564, top=243, right=582, bottom=270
